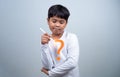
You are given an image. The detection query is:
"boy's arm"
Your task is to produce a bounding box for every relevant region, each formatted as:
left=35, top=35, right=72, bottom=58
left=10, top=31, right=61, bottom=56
left=48, top=34, right=80, bottom=77
left=41, top=33, right=54, bottom=70
left=41, top=44, right=53, bottom=70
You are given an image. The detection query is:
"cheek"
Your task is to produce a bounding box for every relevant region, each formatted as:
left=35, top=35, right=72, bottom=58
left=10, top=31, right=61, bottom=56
left=48, top=22, right=53, bottom=28
left=49, top=22, right=55, bottom=27
left=62, top=24, right=66, bottom=29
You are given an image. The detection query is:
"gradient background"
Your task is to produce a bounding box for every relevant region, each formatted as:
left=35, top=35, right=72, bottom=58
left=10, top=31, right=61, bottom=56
left=0, top=0, right=120, bottom=77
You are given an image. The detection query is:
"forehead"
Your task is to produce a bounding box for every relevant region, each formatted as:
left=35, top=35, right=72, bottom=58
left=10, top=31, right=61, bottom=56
left=50, top=16, right=66, bottom=21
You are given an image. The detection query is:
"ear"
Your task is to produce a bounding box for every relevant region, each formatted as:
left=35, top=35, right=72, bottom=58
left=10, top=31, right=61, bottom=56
left=47, top=18, right=49, bottom=21
left=47, top=18, right=49, bottom=23
left=47, top=18, right=49, bottom=24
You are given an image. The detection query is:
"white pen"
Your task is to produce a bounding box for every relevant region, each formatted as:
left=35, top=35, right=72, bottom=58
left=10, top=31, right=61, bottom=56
left=40, top=27, right=54, bottom=41
left=40, top=28, right=46, bottom=33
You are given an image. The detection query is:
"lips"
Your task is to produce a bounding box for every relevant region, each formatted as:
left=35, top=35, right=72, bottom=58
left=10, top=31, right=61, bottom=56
left=53, top=27, right=61, bottom=30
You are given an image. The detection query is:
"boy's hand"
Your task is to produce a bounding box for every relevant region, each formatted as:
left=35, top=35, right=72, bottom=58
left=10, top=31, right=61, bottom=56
left=41, top=67, right=49, bottom=75
left=41, top=33, right=50, bottom=44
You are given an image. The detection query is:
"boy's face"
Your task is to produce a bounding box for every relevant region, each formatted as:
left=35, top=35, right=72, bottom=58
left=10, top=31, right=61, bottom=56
left=47, top=16, right=67, bottom=36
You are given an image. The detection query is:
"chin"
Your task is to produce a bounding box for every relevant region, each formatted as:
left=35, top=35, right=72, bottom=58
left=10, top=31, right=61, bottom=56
left=54, top=33, right=60, bottom=35
left=56, top=32, right=64, bottom=35
left=52, top=30, right=64, bottom=35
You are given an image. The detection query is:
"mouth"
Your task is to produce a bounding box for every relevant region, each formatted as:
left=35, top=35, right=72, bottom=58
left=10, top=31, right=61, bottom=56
left=52, top=27, right=63, bottom=34
left=53, top=27, right=61, bottom=31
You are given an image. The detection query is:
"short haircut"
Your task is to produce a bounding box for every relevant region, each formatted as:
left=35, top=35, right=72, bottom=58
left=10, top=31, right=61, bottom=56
left=48, top=4, right=70, bottom=22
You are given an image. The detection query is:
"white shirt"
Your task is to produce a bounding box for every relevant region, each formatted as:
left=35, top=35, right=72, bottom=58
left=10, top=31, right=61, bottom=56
left=41, top=31, right=80, bottom=77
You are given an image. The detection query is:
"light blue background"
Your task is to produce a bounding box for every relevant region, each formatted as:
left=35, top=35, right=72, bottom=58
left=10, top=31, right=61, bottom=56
left=0, top=0, right=120, bottom=77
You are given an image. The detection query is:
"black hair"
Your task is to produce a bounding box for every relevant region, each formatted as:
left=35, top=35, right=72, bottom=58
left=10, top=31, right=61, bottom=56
left=48, top=4, right=70, bottom=22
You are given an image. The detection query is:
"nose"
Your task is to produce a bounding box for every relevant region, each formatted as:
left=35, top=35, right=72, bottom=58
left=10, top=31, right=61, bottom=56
left=55, top=22, right=60, bottom=27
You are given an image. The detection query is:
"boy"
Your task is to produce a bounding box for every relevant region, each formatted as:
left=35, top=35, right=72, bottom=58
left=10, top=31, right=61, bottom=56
left=41, top=4, right=80, bottom=77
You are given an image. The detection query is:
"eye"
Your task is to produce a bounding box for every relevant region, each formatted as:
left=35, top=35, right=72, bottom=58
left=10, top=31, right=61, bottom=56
left=52, top=19, right=57, bottom=23
left=59, top=20, right=65, bottom=24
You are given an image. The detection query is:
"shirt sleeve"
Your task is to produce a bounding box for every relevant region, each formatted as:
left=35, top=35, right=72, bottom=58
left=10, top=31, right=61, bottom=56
left=48, top=34, right=80, bottom=77
left=41, top=44, right=54, bottom=70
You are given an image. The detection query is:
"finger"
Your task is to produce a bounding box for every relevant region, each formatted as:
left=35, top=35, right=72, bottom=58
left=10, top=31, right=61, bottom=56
left=42, top=36, right=50, bottom=41
left=44, top=33, right=51, bottom=37
left=42, top=35, right=50, bottom=40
